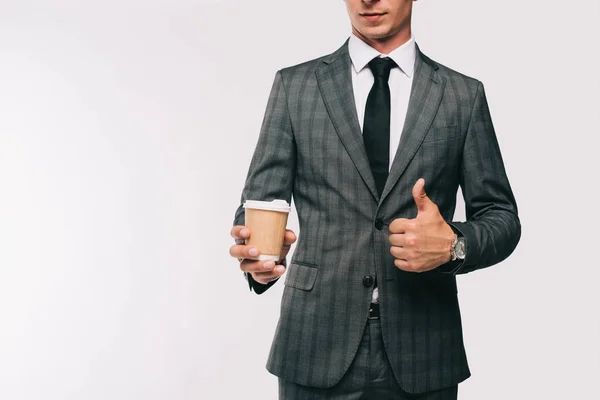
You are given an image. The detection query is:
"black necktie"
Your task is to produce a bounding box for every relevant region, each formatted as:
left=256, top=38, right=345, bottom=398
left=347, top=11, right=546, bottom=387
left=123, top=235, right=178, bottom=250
left=363, top=57, right=396, bottom=197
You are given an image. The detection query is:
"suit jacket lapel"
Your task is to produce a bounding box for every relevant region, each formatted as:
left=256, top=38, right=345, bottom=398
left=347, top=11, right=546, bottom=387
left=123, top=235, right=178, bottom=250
left=380, top=48, right=446, bottom=204
left=316, top=41, right=380, bottom=202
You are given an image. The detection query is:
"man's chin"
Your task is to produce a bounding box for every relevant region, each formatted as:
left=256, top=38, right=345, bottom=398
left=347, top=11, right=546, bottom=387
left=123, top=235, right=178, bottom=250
left=357, top=26, right=393, bottom=41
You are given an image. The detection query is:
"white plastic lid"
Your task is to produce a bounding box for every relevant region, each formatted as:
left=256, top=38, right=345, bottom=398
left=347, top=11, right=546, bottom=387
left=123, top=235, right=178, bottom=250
left=243, top=199, right=291, bottom=213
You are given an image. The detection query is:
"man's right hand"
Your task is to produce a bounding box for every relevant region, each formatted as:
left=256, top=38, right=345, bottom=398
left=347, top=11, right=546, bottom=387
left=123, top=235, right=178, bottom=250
left=229, top=226, right=297, bottom=285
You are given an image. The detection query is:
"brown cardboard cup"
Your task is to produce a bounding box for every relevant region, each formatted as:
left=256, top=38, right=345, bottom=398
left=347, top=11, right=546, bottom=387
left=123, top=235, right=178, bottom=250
left=243, top=200, right=291, bottom=262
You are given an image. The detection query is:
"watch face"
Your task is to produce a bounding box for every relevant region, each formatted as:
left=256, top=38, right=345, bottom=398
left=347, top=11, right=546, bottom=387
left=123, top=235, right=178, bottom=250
left=455, top=237, right=466, bottom=259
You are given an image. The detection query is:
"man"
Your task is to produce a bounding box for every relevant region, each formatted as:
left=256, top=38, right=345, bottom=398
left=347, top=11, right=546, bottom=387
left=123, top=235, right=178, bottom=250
left=229, top=0, right=521, bottom=398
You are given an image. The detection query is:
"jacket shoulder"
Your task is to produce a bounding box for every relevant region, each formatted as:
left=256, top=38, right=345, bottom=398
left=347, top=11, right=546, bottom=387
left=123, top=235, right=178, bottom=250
left=277, top=54, right=329, bottom=82
left=277, top=39, right=349, bottom=81
left=422, top=52, right=482, bottom=89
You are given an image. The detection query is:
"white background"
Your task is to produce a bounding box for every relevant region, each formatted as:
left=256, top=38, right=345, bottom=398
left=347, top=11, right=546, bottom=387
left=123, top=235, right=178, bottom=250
left=0, top=1, right=599, bottom=399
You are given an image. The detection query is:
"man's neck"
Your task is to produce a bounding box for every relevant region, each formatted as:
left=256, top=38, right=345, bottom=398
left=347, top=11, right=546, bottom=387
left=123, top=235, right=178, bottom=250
left=351, top=27, right=412, bottom=55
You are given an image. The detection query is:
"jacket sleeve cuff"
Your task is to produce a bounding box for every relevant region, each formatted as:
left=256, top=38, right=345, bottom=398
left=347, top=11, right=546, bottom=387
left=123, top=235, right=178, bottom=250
left=436, top=221, right=478, bottom=275
left=243, top=258, right=286, bottom=294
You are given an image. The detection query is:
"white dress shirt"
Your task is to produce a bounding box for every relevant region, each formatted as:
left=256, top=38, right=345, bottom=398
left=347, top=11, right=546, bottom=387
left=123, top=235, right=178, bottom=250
left=348, top=33, right=417, bottom=303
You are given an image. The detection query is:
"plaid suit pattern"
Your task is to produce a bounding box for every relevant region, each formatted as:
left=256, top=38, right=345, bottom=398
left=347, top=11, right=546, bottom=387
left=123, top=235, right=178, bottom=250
left=234, top=40, right=520, bottom=394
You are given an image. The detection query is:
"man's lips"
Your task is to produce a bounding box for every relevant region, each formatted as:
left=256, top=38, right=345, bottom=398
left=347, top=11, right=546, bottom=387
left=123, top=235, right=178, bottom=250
left=361, top=12, right=386, bottom=21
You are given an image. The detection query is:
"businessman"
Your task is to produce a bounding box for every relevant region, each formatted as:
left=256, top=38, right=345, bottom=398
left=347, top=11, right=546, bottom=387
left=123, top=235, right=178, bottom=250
left=229, top=0, right=521, bottom=398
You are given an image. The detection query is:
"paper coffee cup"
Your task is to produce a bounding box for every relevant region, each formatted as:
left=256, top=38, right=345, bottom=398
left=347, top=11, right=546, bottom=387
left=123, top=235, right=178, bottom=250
left=243, top=199, right=291, bottom=261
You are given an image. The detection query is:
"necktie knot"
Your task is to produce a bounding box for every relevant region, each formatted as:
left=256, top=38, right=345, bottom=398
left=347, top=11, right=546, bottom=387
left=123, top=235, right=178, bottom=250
left=368, top=57, right=396, bottom=82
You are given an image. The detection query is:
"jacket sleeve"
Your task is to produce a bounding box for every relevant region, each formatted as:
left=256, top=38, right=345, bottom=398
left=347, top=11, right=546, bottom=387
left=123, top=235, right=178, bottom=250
left=438, top=81, right=521, bottom=275
left=233, top=70, right=296, bottom=293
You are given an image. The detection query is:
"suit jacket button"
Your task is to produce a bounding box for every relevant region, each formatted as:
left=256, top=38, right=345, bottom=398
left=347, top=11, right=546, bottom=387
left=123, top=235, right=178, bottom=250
left=363, top=275, right=374, bottom=287
left=375, top=219, right=384, bottom=230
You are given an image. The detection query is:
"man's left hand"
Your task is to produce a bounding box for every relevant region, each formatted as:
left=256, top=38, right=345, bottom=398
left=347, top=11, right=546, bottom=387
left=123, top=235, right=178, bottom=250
left=389, top=178, right=456, bottom=273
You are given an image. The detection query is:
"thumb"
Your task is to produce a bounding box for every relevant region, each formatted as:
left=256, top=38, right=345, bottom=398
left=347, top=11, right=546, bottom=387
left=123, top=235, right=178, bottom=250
left=283, top=229, right=297, bottom=246
left=412, top=178, right=431, bottom=213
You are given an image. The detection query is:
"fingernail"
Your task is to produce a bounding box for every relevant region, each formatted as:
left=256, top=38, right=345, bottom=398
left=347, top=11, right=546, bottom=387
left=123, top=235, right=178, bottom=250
left=240, top=229, right=249, bottom=238
left=248, top=248, right=258, bottom=257
left=276, top=266, right=285, bottom=274
left=264, top=261, right=275, bottom=269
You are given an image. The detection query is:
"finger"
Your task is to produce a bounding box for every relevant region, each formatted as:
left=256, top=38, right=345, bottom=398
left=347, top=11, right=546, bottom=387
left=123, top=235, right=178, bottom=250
left=230, top=244, right=260, bottom=259
left=388, top=233, right=407, bottom=247
left=394, top=258, right=411, bottom=271
left=240, top=259, right=277, bottom=273
left=389, top=218, right=409, bottom=234
left=412, top=178, right=428, bottom=213
left=282, top=229, right=297, bottom=246
left=230, top=225, right=251, bottom=240
left=390, top=246, right=409, bottom=260
left=252, top=265, right=286, bottom=284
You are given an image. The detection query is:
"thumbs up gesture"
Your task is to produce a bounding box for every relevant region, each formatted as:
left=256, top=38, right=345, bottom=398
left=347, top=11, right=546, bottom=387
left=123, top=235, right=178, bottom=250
left=388, top=178, right=456, bottom=273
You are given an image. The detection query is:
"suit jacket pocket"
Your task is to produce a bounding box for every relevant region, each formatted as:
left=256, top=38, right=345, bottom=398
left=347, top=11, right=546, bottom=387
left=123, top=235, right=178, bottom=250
left=284, top=261, right=318, bottom=291
left=422, top=124, right=458, bottom=143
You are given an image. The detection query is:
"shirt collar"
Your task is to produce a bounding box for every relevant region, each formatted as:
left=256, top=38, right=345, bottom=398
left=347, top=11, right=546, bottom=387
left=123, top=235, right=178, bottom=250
left=348, top=33, right=416, bottom=78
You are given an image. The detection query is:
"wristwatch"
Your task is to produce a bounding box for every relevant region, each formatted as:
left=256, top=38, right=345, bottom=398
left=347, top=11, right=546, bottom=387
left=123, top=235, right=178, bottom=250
left=450, top=234, right=466, bottom=261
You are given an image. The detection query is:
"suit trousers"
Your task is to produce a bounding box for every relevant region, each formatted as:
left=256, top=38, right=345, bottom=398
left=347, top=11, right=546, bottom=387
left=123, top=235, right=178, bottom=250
left=278, top=318, right=458, bottom=400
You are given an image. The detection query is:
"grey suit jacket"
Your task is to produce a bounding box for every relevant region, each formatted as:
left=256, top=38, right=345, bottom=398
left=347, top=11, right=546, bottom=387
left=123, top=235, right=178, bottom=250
left=233, top=40, right=521, bottom=394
